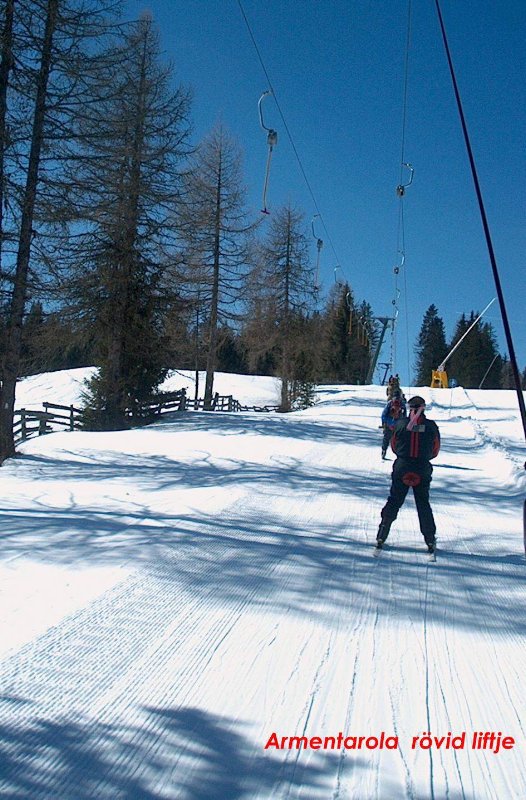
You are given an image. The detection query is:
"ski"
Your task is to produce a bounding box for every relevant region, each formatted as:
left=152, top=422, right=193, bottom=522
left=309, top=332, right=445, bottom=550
left=426, top=542, right=438, bottom=563
left=372, top=543, right=438, bottom=562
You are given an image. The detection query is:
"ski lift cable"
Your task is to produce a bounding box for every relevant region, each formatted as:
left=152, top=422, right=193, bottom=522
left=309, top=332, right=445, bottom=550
left=400, top=1, right=413, bottom=388
left=391, top=0, right=413, bottom=383
left=397, top=198, right=412, bottom=386
left=237, top=0, right=344, bottom=275
left=435, top=0, right=526, bottom=445
left=399, top=0, right=412, bottom=184
left=311, top=214, right=324, bottom=292
left=403, top=241, right=411, bottom=385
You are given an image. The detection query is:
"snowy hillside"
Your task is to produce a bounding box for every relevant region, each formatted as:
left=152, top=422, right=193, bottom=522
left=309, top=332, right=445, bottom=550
left=14, top=367, right=282, bottom=410
left=1, top=372, right=526, bottom=799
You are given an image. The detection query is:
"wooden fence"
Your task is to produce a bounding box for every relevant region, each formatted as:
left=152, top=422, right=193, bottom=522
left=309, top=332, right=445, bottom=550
left=129, top=390, right=188, bottom=419
left=13, top=403, right=82, bottom=445
left=13, top=388, right=279, bottom=445
left=182, top=393, right=279, bottom=413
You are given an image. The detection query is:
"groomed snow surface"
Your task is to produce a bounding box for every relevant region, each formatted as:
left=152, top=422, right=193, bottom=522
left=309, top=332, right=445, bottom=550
left=2, top=369, right=526, bottom=799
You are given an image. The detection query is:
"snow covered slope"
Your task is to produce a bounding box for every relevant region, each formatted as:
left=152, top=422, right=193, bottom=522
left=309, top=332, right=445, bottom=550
left=14, top=367, right=282, bottom=410
left=1, top=375, right=525, bottom=799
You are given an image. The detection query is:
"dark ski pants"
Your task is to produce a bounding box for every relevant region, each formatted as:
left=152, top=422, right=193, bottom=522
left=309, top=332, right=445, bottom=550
left=381, top=426, right=392, bottom=453
left=381, top=458, right=436, bottom=542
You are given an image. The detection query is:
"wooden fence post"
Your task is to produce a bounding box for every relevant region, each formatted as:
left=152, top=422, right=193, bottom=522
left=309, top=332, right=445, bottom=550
left=20, top=409, right=27, bottom=441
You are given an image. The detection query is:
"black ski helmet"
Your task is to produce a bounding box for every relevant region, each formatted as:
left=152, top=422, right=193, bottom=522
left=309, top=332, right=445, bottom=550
left=408, top=395, right=425, bottom=408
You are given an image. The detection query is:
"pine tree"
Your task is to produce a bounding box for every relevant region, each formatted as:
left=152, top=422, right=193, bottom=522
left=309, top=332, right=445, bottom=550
left=176, top=125, right=255, bottom=409
left=414, top=304, right=448, bottom=386
left=61, top=14, right=191, bottom=429
left=216, top=324, right=248, bottom=374
left=257, top=204, right=314, bottom=411
left=500, top=355, right=514, bottom=389
left=448, top=312, right=501, bottom=388
left=0, top=0, right=119, bottom=459
left=354, top=300, right=377, bottom=384
left=321, top=283, right=353, bottom=382
left=239, top=296, right=280, bottom=377
left=1, top=0, right=61, bottom=460
left=0, top=0, right=14, bottom=272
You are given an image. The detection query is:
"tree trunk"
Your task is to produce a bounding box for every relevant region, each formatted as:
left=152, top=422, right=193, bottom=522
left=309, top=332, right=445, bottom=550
left=280, top=222, right=292, bottom=412
left=204, top=153, right=222, bottom=410
left=104, top=23, right=148, bottom=428
left=0, top=0, right=58, bottom=463
left=0, top=0, right=15, bottom=269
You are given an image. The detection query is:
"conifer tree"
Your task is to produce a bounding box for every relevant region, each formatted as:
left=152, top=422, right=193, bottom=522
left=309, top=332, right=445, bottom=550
left=354, top=300, right=377, bottom=383
left=176, top=125, right=255, bottom=409
left=448, top=312, right=501, bottom=388
left=321, top=283, right=352, bottom=382
left=0, top=0, right=14, bottom=271
left=414, top=304, right=448, bottom=386
left=500, top=355, right=514, bottom=389
left=239, top=296, right=280, bottom=377
left=61, top=14, right=191, bottom=429
left=316, top=284, right=377, bottom=384
left=256, top=204, right=314, bottom=411
left=0, top=0, right=119, bottom=458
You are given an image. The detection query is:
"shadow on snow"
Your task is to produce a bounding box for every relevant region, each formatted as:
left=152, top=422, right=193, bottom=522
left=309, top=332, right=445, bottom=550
left=0, top=701, right=358, bottom=799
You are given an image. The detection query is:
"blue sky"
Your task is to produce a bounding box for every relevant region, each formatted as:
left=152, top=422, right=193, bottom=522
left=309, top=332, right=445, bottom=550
left=130, top=0, right=525, bottom=386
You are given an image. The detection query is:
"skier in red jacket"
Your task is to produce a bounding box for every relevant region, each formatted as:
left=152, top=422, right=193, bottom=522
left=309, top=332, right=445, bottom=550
left=376, top=395, right=440, bottom=552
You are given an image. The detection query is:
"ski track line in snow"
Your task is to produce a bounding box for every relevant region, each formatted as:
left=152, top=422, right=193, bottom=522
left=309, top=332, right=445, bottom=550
left=267, top=431, right=386, bottom=800
left=284, top=432, right=430, bottom=800
left=422, top=596, right=471, bottom=800
left=282, top=555, right=371, bottom=800
left=358, top=495, right=524, bottom=800
left=165, top=428, right=382, bottom=800
left=162, top=435, right=380, bottom=800
left=461, top=388, right=524, bottom=466
left=0, top=487, right=294, bottom=736
left=329, top=596, right=381, bottom=800
left=264, top=559, right=377, bottom=800
left=370, top=540, right=428, bottom=800
left=416, top=549, right=526, bottom=800
left=423, top=563, right=436, bottom=800
left=433, top=386, right=524, bottom=483
left=3, top=387, right=525, bottom=799
left=0, top=553, right=287, bottom=795
left=1, top=427, right=366, bottom=798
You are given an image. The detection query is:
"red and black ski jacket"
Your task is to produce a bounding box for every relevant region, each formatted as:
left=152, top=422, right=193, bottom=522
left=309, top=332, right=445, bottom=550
left=390, top=414, right=440, bottom=462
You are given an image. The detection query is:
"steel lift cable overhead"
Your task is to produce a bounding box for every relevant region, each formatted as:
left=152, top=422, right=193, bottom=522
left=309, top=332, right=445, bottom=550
left=311, top=214, right=324, bottom=295
left=237, top=0, right=345, bottom=291
left=431, top=298, right=496, bottom=388
left=434, top=0, right=526, bottom=553
left=390, top=0, right=413, bottom=386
